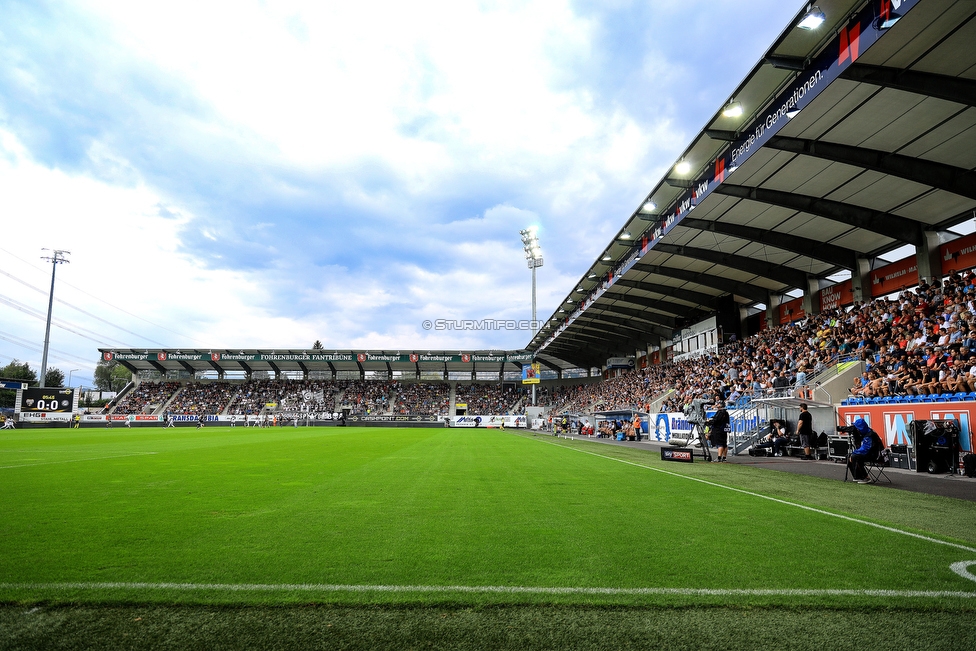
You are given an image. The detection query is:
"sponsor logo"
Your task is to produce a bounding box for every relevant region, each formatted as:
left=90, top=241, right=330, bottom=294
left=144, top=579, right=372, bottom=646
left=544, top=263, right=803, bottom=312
left=662, top=448, right=693, bottom=462
left=212, top=353, right=221, bottom=361
left=157, top=352, right=167, bottom=361
left=409, top=354, right=419, bottom=363
left=103, top=352, right=113, bottom=361
left=357, top=353, right=366, bottom=362
left=461, top=354, right=471, bottom=363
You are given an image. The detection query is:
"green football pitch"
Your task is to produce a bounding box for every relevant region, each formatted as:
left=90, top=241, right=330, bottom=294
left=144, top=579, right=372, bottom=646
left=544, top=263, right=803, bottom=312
left=2, top=425, right=975, bottom=648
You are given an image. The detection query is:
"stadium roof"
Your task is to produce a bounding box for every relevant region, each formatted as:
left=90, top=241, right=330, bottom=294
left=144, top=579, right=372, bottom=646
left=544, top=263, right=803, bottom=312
left=98, top=349, right=583, bottom=377
left=528, top=0, right=976, bottom=369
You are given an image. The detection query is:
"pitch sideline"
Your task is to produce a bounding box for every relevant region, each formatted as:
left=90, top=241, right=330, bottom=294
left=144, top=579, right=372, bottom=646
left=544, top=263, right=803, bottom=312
left=0, top=581, right=974, bottom=599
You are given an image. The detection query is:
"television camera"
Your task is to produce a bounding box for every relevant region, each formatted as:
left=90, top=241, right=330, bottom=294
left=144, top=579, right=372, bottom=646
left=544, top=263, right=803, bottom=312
left=670, top=398, right=714, bottom=461
left=682, top=398, right=712, bottom=426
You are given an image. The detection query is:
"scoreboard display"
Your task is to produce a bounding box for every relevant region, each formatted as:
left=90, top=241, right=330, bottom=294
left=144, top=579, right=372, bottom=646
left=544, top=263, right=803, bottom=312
left=17, top=388, right=76, bottom=413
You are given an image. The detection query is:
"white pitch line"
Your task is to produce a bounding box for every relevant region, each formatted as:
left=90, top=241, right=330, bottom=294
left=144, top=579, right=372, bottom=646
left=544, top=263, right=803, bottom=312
left=533, top=436, right=976, bottom=555
left=0, top=451, right=157, bottom=469
left=0, top=582, right=974, bottom=599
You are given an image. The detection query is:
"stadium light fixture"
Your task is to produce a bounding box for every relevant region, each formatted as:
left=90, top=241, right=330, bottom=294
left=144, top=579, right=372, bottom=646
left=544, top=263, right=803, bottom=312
left=619, top=230, right=632, bottom=240
left=674, top=159, right=691, bottom=175
left=641, top=201, right=657, bottom=213
left=602, top=252, right=612, bottom=261
left=878, top=10, right=902, bottom=29
left=722, top=99, right=743, bottom=118
left=797, top=5, right=825, bottom=30
left=519, top=226, right=545, bottom=406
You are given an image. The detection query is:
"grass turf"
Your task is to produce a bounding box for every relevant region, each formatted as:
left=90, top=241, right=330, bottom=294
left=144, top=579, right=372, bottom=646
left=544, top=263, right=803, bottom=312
left=0, top=428, right=976, bottom=649
left=1, top=425, right=974, bottom=646
left=3, top=604, right=976, bottom=651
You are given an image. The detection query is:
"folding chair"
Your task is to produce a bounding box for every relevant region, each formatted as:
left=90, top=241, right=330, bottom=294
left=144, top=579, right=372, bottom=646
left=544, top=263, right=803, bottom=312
left=863, top=448, right=892, bottom=484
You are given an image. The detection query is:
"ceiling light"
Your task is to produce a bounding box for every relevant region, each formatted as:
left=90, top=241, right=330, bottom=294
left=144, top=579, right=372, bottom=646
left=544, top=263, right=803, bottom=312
left=878, top=11, right=902, bottom=29
left=675, top=159, right=691, bottom=175
left=620, top=230, right=632, bottom=239
left=602, top=253, right=612, bottom=261
left=641, top=201, right=657, bottom=213
left=797, top=5, right=825, bottom=30
left=722, top=100, right=743, bottom=118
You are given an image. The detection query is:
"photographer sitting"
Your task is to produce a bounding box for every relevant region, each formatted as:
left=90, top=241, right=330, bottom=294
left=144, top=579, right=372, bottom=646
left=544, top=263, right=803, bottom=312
left=755, top=419, right=789, bottom=456
left=846, top=418, right=884, bottom=484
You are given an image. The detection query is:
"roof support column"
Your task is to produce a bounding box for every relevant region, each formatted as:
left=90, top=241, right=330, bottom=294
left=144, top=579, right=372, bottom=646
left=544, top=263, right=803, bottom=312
left=851, top=256, right=872, bottom=303
left=917, top=230, right=943, bottom=287
left=738, top=306, right=751, bottom=340
left=802, top=275, right=820, bottom=319
left=766, top=294, right=781, bottom=331
left=646, top=334, right=662, bottom=364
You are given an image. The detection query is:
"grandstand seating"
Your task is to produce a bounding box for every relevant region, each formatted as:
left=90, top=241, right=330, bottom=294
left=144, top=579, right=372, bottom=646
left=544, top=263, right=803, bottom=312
left=113, top=272, right=976, bottom=420
left=112, top=381, right=180, bottom=414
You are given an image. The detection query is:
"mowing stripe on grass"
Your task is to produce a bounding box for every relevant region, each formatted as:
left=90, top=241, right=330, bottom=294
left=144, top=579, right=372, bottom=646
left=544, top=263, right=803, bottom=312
left=534, top=436, right=976, bottom=555
left=0, top=451, right=158, bottom=469
left=2, top=582, right=975, bottom=598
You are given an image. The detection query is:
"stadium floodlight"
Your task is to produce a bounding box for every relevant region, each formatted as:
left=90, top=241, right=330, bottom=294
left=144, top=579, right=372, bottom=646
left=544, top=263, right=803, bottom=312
left=619, top=230, right=632, bottom=240
left=674, top=159, right=691, bottom=175
left=797, top=5, right=825, bottom=30
left=38, top=249, right=70, bottom=388
left=519, top=227, right=544, bottom=406
left=602, top=252, right=613, bottom=261
left=722, top=99, right=743, bottom=118
left=641, top=201, right=657, bottom=213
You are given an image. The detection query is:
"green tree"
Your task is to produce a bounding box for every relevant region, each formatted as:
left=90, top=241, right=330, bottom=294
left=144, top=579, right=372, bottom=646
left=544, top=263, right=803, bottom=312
left=0, top=360, right=38, bottom=408
left=312, top=340, right=324, bottom=350
left=45, top=367, right=65, bottom=388
left=94, top=359, right=131, bottom=393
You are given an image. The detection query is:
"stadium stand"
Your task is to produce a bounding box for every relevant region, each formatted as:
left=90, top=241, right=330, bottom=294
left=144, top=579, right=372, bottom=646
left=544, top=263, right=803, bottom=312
left=166, top=382, right=237, bottom=416
left=91, top=271, right=976, bottom=423
left=390, top=382, right=449, bottom=416
left=454, top=383, right=521, bottom=415
left=111, top=381, right=180, bottom=415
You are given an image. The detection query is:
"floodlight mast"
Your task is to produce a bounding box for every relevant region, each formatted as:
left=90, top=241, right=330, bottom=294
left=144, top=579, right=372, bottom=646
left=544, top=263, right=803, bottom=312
left=39, top=249, right=70, bottom=388
left=519, top=228, right=543, bottom=406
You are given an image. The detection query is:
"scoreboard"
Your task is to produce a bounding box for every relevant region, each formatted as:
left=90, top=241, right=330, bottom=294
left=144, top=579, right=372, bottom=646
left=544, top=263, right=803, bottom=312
left=16, top=387, right=79, bottom=416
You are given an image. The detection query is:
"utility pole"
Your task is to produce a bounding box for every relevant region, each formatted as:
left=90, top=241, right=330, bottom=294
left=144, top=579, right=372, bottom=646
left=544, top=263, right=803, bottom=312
left=39, top=249, right=70, bottom=388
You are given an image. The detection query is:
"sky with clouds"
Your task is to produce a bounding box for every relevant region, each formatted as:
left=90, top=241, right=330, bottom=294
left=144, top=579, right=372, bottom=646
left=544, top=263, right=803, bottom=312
left=1, top=0, right=804, bottom=385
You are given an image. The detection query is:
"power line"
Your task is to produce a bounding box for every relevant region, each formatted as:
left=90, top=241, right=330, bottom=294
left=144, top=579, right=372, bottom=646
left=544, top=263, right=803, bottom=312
left=0, top=293, right=130, bottom=347
left=0, top=333, right=97, bottom=369
left=0, top=246, right=208, bottom=345
left=0, top=267, right=170, bottom=347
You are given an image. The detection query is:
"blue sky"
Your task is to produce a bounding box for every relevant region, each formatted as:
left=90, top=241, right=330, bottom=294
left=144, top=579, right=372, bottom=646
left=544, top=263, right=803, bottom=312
left=0, top=0, right=803, bottom=384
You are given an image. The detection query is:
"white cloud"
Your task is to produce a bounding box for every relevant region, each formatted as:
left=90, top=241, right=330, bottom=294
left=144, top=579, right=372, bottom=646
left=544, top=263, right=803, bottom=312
left=0, top=0, right=804, bottom=370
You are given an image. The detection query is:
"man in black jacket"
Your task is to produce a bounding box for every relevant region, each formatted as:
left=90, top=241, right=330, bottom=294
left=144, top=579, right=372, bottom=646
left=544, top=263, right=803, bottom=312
left=708, top=401, right=731, bottom=462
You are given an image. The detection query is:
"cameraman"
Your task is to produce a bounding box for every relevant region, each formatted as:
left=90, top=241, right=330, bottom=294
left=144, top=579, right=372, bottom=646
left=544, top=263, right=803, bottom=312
left=708, top=400, right=730, bottom=462
left=846, top=418, right=883, bottom=483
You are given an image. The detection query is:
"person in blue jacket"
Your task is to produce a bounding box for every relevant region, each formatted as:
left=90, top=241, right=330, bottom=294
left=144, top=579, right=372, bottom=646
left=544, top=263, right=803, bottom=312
left=847, top=418, right=883, bottom=483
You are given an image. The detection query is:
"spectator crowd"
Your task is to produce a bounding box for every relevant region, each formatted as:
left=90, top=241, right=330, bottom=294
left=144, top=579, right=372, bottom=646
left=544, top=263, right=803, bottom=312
left=105, top=271, right=976, bottom=419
